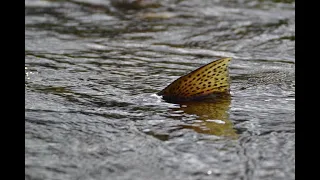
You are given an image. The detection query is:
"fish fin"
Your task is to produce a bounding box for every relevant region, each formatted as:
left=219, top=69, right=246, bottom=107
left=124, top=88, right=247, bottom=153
left=158, top=57, right=232, bottom=101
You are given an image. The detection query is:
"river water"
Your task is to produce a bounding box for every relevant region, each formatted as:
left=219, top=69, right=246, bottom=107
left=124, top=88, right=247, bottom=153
left=25, top=0, right=295, bottom=179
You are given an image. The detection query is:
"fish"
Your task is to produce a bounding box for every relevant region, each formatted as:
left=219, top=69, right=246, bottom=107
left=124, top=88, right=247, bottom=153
left=157, top=57, right=232, bottom=102
left=177, top=99, right=238, bottom=139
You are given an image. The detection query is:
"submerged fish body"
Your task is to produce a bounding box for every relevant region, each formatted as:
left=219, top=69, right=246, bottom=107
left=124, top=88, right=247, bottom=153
left=177, top=98, right=238, bottom=139
left=158, top=57, right=232, bottom=102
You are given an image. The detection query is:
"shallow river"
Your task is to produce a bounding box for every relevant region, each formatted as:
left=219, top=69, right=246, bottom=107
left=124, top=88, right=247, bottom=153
left=25, top=0, right=295, bottom=179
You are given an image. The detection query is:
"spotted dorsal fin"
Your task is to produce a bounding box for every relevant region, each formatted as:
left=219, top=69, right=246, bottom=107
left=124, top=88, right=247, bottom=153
left=158, top=57, right=232, bottom=101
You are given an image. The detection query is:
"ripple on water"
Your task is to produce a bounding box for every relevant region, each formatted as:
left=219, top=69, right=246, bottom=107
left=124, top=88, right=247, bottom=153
left=25, top=0, right=295, bottom=179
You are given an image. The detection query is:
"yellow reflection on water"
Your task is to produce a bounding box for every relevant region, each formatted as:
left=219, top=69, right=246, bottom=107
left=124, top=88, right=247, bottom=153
left=177, top=97, right=238, bottom=139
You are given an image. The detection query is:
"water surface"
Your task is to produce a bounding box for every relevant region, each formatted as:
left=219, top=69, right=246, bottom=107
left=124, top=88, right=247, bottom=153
left=25, top=0, right=295, bottom=179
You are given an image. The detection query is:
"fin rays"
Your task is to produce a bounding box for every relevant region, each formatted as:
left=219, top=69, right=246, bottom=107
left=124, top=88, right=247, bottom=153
left=158, top=57, right=232, bottom=101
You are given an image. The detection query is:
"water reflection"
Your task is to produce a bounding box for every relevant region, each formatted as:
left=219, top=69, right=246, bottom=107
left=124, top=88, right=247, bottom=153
left=173, top=97, right=238, bottom=139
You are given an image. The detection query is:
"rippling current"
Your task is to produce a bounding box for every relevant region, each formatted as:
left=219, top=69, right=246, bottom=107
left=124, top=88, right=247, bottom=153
left=25, top=0, right=295, bottom=179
